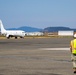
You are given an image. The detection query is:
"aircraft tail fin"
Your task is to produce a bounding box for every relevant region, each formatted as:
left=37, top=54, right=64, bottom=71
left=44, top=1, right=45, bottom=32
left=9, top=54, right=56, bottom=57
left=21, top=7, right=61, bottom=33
left=0, top=20, right=6, bottom=32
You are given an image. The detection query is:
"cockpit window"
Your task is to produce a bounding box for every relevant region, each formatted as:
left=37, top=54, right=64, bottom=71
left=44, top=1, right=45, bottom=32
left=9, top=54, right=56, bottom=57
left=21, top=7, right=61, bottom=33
left=22, top=31, right=25, bottom=33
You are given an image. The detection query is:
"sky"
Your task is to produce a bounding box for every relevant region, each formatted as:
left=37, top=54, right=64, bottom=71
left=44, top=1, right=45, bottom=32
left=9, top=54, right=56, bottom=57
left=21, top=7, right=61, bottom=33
left=0, top=0, right=76, bottom=29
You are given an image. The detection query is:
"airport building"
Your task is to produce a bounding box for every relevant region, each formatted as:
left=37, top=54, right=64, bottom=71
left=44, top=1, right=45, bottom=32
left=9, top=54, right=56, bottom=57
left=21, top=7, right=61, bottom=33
left=58, top=31, right=74, bottom=36
left=25, top=32, right=44, bottom=36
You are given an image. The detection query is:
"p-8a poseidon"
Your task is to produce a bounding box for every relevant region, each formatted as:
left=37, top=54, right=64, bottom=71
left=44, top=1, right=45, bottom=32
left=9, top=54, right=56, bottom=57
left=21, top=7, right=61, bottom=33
left=0, top=20, right=25, bottom=39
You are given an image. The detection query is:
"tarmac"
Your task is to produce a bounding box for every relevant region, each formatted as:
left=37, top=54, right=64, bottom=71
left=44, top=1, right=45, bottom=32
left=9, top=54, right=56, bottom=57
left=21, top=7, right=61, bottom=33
left=0, top=37, right=75, bottom=75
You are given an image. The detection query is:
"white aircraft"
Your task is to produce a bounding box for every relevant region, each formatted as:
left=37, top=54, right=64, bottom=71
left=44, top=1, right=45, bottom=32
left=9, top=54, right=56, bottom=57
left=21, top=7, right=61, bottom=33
left=0, top=20, right=25, bottom=39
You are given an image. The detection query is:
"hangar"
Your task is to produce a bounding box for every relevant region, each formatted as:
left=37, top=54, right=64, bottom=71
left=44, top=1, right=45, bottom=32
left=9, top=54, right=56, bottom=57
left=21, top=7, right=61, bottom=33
left=58, top=31, right=74, bottom=36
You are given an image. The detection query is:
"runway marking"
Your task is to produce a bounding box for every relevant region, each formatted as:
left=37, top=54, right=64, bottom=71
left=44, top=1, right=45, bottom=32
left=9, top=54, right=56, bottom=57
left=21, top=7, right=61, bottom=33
left=39, top=48, right=70, bottom=51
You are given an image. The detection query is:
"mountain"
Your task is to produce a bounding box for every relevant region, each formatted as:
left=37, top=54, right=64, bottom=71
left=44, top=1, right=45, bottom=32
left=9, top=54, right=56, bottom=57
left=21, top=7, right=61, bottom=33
left=44, top=26, right=76, bottom=32
left=7, top=26, right=43, bottom=32
left=7, top=26, right=76, bottom=32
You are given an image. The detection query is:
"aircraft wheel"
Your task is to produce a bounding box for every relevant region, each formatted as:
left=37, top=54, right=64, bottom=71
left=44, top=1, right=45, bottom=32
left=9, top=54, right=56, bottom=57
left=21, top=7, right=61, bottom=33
left=15, top=37, right=17, bottom=39
left=7, top=37, right=10, bottom=39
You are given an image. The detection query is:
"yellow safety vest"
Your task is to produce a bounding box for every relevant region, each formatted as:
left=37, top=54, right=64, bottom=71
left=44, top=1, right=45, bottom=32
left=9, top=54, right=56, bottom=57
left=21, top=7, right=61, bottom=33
left=71, top=39, right=76, bottom=54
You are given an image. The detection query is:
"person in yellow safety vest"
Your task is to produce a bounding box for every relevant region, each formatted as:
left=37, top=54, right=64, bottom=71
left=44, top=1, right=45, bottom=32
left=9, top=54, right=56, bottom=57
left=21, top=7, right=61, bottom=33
left=70, top=34, right=76, bottom=73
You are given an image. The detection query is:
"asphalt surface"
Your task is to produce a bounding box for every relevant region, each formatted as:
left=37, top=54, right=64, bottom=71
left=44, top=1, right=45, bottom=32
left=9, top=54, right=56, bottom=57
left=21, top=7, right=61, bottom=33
left=0, top=37, right=75, bottom=75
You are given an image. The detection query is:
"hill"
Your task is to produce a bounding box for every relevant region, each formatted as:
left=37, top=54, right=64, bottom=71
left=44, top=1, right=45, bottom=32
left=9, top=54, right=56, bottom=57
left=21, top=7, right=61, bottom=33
left=44, top=26, right=76, bottom=32
left=7, top=26, right=43, bottom=32
left=7, top=26, right=76, bottom=32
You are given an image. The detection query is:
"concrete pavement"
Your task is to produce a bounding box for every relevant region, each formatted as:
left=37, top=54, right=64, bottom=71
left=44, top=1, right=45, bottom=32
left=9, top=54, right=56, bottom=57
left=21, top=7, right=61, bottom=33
left=0, top=37, right=74, bottom=75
